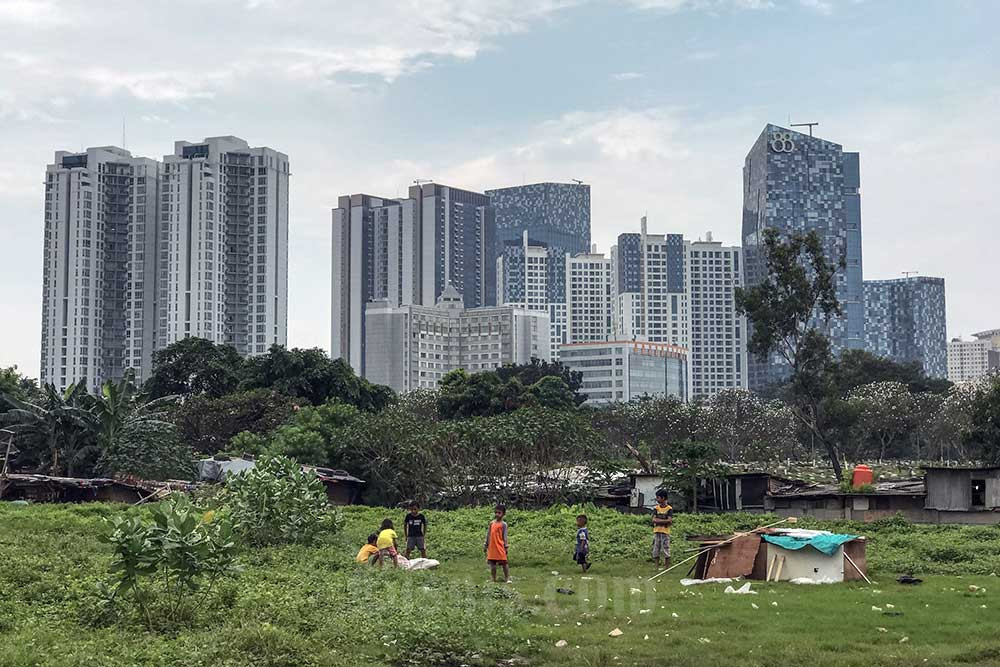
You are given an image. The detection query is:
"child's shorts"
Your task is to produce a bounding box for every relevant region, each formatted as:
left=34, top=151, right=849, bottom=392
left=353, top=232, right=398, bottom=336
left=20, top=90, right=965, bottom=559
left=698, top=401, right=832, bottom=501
left=652, top=533, right=671, bottom=559
left=573, top=550, right=589, bottom=565
left=487, top=559, right=508, bottom=565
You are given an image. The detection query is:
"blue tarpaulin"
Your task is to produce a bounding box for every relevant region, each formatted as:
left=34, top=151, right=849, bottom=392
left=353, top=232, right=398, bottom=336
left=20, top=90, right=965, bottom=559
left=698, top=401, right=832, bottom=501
left=761, top=533, right=858, bottom=556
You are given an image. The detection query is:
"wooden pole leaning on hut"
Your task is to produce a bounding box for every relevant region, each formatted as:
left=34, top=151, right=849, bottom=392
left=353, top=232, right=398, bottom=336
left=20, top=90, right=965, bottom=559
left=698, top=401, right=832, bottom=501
left=646, top=517, right=798, bottom=583
left=844, top=551, right=872, bottom=585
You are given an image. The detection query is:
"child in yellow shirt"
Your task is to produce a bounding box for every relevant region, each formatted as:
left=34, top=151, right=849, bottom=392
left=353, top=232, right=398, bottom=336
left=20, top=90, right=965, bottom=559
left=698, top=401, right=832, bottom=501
left=376, top=519, right=399, bottom=568
left=356, top=533, right=379, bottom=565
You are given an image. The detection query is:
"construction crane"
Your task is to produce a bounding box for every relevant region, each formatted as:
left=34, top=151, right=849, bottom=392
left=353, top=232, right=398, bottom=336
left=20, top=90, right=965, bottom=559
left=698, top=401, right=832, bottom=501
left=790, top=121, right=819, bottom=137
left=571, top=178, right=584, bottom=185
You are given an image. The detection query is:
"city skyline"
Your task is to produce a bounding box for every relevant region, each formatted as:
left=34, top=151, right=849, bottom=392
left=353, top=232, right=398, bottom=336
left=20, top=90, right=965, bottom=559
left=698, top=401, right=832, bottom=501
left=2, top=1, right=998, bottom=379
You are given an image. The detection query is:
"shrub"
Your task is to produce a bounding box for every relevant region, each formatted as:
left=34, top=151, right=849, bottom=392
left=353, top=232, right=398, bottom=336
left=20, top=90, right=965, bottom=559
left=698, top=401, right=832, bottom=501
left=223, top=454, right=339, bottom=546
left=99, top=494, right=239, bottom=629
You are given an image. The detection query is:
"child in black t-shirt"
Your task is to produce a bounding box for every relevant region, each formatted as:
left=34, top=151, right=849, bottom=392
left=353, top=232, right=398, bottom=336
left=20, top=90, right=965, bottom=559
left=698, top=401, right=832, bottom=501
left=574, top=514, right=591, bottom=572
left=403, top=500, right=428, bottom=558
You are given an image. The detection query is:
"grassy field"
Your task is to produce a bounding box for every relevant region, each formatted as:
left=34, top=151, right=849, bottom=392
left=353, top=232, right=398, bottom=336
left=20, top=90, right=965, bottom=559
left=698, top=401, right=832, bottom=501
left=3, top=502, right=1000, bottom=666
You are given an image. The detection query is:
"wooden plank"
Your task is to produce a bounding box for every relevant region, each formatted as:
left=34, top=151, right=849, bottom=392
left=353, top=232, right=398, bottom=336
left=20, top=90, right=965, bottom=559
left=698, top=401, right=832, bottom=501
left=843, top=539, right=868, bottom=582
left=705, top=534, right=762, bottom=579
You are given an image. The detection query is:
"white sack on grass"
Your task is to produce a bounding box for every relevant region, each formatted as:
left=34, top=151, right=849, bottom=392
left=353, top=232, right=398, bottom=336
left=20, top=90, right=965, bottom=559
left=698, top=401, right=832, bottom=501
left=680, top=577, right=734, bottom=586
left=789, top=577, right=837, bottom=585
left=398, top=556, right=440, bottom=571
left=724, top=582, right=757, bottom=595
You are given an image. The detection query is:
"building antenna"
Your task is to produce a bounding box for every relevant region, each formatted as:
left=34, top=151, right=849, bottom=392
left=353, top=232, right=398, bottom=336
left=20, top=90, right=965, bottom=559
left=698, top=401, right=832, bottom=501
left=413, top=178, right=433, bottom=185
left=571, top=178, right=584, bottom=185
left=902, top=270, right=919, bottom=278
left=790, top=121, right=819, bottom=137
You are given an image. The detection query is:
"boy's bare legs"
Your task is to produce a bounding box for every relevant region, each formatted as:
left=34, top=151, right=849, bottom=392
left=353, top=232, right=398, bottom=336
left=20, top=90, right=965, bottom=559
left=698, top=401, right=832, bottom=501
left=502, top=562, right=511, bottom=582
left=490, top=561, right=498, bottom=582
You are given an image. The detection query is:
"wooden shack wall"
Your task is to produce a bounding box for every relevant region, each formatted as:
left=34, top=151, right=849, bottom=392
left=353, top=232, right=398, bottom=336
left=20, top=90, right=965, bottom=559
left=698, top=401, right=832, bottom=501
left=925, top=469, right=972, bottom=511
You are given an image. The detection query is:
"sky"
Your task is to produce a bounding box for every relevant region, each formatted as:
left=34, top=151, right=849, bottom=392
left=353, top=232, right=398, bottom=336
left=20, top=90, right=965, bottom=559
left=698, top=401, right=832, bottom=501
left=1, top=0, right=997, bottom=379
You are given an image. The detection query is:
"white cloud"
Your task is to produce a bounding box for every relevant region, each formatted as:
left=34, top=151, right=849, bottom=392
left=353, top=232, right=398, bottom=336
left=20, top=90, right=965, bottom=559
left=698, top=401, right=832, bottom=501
left=611, top=71, right=644, bottom=80
left=82, top=68, right=225, bottom=103
left=0, top=0, right=66, bottom=26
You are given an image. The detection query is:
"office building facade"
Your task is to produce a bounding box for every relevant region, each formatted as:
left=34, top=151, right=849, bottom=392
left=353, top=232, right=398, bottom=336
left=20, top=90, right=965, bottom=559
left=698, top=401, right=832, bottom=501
left=363, top=285, right=550, bottom=393
left=685, top=238, right=748, bottom=398
left=742, top=124, right=863, bottom=390
left=863, top=276, right=947, bottom=378
left=486, top=182, right=591, bottom=307
left=40, top=136, right=287, bottom=391
left=559, top=340, right=687, bottom=405
left=948, top=329, right=1000, bottom=383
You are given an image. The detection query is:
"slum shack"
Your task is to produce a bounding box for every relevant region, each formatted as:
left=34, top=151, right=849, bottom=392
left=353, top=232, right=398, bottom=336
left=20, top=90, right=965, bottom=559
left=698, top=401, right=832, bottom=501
left=197, top=455, right=365, bottom=505
left=924, top=466, right=1000, bottom=514
left=686, top=528, right=867, bottom=583
left=0, top=474, right=145, bottom=503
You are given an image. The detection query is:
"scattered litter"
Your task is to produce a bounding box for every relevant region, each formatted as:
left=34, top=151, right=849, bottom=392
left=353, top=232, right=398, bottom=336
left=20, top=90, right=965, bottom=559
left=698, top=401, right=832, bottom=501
left=639, top=609, right=651, bottom=614
left=982, top=605, right=988, bottom=609
left=644, top=634, right=649, bottom=641
left=771, top=601, right=778, bottom=607
left=873, top=589, right=883, bottom=594
left=790, top=577, right=837, bottom=585
left=897, top=575, right=922, bottom=585
left=680, top=577, right=734, bottom=586
left=581, top=577, right=593, bottom=580
left=872, top=606, right=883, bottom=612
left=751, top=603, right=759, bottom=609
left=630, top=588, right=642, bottom=594
left=671, top=612, right=679, bottom=618
left=969, top=585, right=980, bottom=592
left=551, top=571, right=559, bottom=576
left=608, top=628, right=623, bottom=638
left=557, top=588, right=575, bottom=595
left=877, top=627, right=888, bottom=633
left=885, top=603, right=895, bottom=609
left=724, top=582, right=757, bottom=595
left=555, top=640, right=568, bottom=648
left=899, top=637, right=910, bottom=644
left=577, top=622, right=582, bottom=626
left=883, top=611, right=904, bottom=617
left=554, top=624, right=560, bottom=627
left=698, top=638, right=711, bottom=644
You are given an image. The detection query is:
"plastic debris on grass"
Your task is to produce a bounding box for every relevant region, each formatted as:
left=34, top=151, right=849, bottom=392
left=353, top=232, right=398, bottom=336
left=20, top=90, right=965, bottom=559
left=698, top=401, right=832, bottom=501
left=555, top=640, right=568, bottom=648
left=724, top=582, right=757, bottom=595
left=680, top=577, right=734, bottom=586
left=609, top=628, right=623, bottom=637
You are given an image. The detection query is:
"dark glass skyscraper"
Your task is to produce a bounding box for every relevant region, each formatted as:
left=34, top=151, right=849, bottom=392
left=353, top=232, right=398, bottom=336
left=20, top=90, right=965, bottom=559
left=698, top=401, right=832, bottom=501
left=863, top=276, right=947, bottom=379
left=742, top=124, right=864, bottom=391
left=486, top=182, right=591, bottom=305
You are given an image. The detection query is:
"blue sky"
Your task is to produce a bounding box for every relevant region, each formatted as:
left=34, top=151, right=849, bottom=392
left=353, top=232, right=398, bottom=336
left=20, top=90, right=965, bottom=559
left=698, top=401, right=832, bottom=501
left=1, top=0, right=997, bottom=378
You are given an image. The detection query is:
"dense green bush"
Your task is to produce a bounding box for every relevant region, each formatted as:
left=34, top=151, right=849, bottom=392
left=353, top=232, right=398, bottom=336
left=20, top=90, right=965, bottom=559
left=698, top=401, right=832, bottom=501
left=223, top=455, right=339, bottom=546
left=99, top=495, right=239, bottom=629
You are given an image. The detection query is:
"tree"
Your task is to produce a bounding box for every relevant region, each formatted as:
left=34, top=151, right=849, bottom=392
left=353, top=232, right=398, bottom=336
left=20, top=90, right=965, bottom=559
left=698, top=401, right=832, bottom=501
left=90, top=373, right=194, bottom=480
left=660, top=440, right=723, bottom=513
left=0, top=366, right=41, bottom=411
left=269, top=400, right=361, bottom=467
left=736, top=228, right=847, bottom=480
left=833, top=349, right=952, bottom=395
left=965, top=374, right=1000, bottom=464
left=437, top=368, right=578, bottom=420
left=1, top=381, right=96, bottom=476
left=239, top=345, right=394, bottom=410
left=589, top=400, right=658, bottom=474
left=144, top=338, right=243, bottom=399
left=845, top=381, right=916, bottom=461
left=703, top=389, right=799, bottom=461
left=171, top=389, right=301, bottom=454
left=495, top=358, right=586, bottom=406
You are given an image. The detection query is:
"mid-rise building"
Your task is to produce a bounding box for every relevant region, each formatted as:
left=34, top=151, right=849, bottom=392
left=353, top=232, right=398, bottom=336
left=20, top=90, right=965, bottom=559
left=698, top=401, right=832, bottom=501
left=41, top=147, right=161, bottom=391
left=332, top=182, right=495, bottom=375
left=496, top=231, right=549, bottom=312
left=948, top=329, right=1000, bottom=383
left=363, top=285, right=550, bottom=392
left=40, top=136, right=287, bottom=391
left=558, top=340, right=687, bottom=405
left=742, top=124, right=864, bottom=391
left=863, top=276, right=947, bottom=378
left=565, top=248, right=613, bottom=344
left=161, top=137, right=289, bottom=357
left=685, top=237, right=748, bottom=398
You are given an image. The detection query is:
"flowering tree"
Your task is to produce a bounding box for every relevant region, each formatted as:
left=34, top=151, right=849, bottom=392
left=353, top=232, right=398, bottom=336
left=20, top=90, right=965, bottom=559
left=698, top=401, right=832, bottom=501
left=702, top=389, right=799, bottom=461
left=845, top=381, right=917, bottom=461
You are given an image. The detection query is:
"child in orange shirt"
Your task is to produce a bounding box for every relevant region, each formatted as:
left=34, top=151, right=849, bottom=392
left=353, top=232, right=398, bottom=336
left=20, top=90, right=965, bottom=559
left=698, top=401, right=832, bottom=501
left=483, top=505, right=511, bottom=583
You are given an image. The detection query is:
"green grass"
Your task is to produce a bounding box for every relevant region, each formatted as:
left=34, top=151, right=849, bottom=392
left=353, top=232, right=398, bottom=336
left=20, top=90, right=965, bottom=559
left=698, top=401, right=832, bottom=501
left=3, top=502, right=1000, bottom=666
